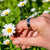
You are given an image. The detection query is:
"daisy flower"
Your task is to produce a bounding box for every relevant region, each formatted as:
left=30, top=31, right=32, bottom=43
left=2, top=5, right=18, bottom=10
left=43, top=10, right=49, bottom=13
left=17, top=0, right=27, bottom=7
left=48, top=7, right=50, bottom=10
left=34, top=12, right=39, bottom=16
left=0, top=0, right=3, bottom=1
left=32, top=0, right=36, bottom=1
left=31, top=8, right=36, bottom=12
left=2, top=23, right=16, bottom=37
left=3, top=39, right=10, bottom=45
left=29, top=12, right=39, bottom=18
left=29, top=14, right=34, bottom=18
left=42, top=0, right=50, bottom=2
left=1, top=9, right=11, bottom=17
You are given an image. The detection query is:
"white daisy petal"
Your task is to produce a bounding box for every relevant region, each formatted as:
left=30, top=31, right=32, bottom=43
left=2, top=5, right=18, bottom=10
left=31, top=8, right=36, bottom=12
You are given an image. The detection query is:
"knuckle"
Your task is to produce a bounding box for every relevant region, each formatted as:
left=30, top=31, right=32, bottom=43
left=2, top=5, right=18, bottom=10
left=40, top=17, right=47, bottom=26
left=40, top=17, right=46, bottom=21
left=40, top=17, right=47, bottom=23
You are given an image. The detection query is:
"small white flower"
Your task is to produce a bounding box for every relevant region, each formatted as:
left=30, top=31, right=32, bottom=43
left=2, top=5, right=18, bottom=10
left=43, top=10, right=49, bottom=13
left=3, top=39, right=10, bottom=45
left=17, top=0, right=27, bottom=7
left=34, top=12, right=39, bottom=16
left=32, top=0, right=36, bottom=1
left=31, top=8, right=36, bottom=12
left=29, top=14, right=34, bottom=18
left=2, top=23, right=16, bottom=37
left=48, top=7, right=50, bottom=10
left=42, top=0, right=50, bottom=2
left=42, top=1, right=45, bottom=3
left=29, top=12, right=39, bottom=18
left=1, top=9, right=11, bottom=17
left=0, top=0, right=3, bottom=1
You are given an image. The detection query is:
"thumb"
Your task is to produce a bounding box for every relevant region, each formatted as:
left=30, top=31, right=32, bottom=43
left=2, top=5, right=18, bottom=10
left=12, top=37, right=47, bottom=48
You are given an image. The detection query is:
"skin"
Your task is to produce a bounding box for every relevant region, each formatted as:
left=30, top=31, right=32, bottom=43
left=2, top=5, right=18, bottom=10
left=10, top=13, right=50, bottom=50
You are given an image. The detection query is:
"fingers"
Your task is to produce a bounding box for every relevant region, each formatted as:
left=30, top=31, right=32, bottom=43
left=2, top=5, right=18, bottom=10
left=12, top=37, right=45, bottom=47
left=20, top=30, right=33, bottom=49
left=16, top=15, right=44, bottom=33
left=15, top=30, right=38, bottom=49
left=32, top=31, right=39, bottom=37
left=27, top=31, right=33, bottom=37
left=20, top=30, right=28, bottom=37
left=16, top=45, right=19, bottom=48
left=20, top=45, right=31, bottom=49
left=26, top=30, right=33, bottom=49
left=16, top=13, right=50, bottom=36
left=16, top=20, right=29, bottom=33
left=20, top=30, right=28, bottom=49
left=16, top=44, right=27, bottom=49
left=27, top=46, right=31, bottom=49
left=20, top=45, right=26, bottom=49
left=20, top=29, right=34, bottom=37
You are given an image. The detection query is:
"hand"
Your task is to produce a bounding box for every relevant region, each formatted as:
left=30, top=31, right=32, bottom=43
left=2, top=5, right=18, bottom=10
left=10, top=29, right=38, bottom=49
left=10, top=13, right=50, bottom=50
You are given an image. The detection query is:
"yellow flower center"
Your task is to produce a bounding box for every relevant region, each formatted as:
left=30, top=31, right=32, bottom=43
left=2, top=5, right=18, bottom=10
left=48, top=0, right=50, bottom=1
left=5, top=12, right=8, bottom=15
left=32, top=16, right=34, bottom=18
left=21, top=3, right=25, bottom=6
left=7, top=28, right=12, bottom=33
left=6, top=41, right=10, bottom=45
left=2, top=34, right=4, bottom=36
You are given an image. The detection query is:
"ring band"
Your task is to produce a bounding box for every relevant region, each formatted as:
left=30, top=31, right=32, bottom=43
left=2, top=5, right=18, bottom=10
left=27, top=18, right=33, bottom=28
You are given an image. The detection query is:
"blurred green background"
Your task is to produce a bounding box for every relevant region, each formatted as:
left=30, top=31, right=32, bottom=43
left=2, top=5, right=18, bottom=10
left=0, top=0, right=50, bottom=50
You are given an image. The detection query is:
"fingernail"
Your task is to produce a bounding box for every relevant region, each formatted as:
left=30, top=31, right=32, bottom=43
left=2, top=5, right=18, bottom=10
left=22, top=46, right=26, bottom=49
